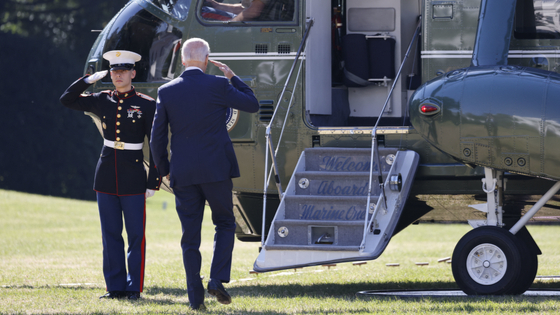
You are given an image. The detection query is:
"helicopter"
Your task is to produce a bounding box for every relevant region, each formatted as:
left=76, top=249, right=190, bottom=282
left=81, top=0, right=560, bottom=295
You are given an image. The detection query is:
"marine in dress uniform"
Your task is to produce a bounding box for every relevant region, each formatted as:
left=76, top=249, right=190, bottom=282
left=60, top=50, right=161, bottom=300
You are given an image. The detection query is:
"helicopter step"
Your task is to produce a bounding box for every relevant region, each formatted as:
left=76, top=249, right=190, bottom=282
left=254, top=147, right=419, bottom=272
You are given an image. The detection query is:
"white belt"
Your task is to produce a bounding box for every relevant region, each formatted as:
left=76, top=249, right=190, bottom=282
left=104, top=139, right=143, bottom=150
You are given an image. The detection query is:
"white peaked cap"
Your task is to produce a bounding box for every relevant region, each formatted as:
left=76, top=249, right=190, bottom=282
left=102, top=50, right=142, bottom=70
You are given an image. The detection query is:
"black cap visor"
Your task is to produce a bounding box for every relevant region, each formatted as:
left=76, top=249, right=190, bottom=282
left=110, top=63, right=135, bottom=71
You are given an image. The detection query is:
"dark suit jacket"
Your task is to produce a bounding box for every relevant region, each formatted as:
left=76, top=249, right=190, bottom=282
left=150, top=69, right=259, bottom=187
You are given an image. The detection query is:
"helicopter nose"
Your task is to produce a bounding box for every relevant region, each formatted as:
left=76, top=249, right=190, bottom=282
left=409, top=84, right=433, bottom=140
left=408, top=75, right=462, bottom=157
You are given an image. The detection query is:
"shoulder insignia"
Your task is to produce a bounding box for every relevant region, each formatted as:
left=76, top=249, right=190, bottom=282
left=137, top=92, right=155, bottom=102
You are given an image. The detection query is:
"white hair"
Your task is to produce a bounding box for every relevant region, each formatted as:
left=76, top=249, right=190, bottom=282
left=182, top=38, right=210, bottom=62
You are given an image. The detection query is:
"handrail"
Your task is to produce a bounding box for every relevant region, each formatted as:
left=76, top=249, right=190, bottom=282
left=261, top=19, right=315, bottom=245
left=360, top=16, right=422, bottom=250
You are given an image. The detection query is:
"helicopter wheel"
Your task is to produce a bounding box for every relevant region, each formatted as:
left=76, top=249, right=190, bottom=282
left=452, top=226, right=524, bottom=295
left=505, top=229, right=538, bottom=295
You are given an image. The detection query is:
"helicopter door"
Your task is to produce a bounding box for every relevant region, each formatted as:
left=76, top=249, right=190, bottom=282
left=343, top=0, right=419, bottom=125
left=305, top=0, right=332, bottom=116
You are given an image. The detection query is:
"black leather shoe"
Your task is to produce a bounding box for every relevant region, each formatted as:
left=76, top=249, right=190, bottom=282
left=190, top=303, right=207, bottom=311
left=99, top=291, right=125, bottom=299
left=127, top=292, right=141, bottom=300
left=207, top=279, right=231, bottom=305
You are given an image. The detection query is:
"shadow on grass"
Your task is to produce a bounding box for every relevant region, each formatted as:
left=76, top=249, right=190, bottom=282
left=145, top=286, right=187, bottom=297
left=226, top=280, right=560, bottom=300
left=228, top=280, right=459, bottom=299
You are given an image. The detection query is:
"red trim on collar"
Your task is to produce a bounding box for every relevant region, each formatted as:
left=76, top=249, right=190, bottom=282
left=113, top=87, right=137, bottom=99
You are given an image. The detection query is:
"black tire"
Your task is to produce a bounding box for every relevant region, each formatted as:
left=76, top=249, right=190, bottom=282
left=452, top=226, right=523, bottom=295
left=505, top=230, right=538, bottom=295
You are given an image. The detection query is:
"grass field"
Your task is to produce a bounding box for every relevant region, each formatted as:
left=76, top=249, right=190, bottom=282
left=1, top=189, right=560, bottom=314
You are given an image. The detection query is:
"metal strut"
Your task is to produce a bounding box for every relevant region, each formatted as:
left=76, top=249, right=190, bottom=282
left=510, top=181, right=560, bottom=235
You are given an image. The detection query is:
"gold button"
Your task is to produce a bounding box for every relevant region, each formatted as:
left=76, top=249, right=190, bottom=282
left=103, top=116, right=106, bottom=119
left=117, top=114, right=121, bottom=118
left=116, top=137, right=120, bottom=141
left=136, top=159, right=139, bottom=162
left=119, top=100, right=123, bottom=104
left=116, top=122, right=120, bottom=126
left=156, top=186, right=159, bottom=189
left=132, top=120, right=136, bottom=123
left=156, top=178, right=159, bottom=180
left=118, top=106, right=122, bottom=110
left=116, top=129, right=120, bottom=133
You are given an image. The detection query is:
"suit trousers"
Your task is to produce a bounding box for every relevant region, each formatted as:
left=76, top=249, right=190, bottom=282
left=97, top=192, right=146, bottom=292
left=172, top=179, right=236, bottom=306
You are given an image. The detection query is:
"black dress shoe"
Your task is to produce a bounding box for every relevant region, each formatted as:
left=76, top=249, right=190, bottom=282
left=99, top=291, right=125, bottom=299
left=207, top=279, right=231, bottom=305
left=190, top=303, right=207, bottom=311
left=127, top=291, right=141, bottom=300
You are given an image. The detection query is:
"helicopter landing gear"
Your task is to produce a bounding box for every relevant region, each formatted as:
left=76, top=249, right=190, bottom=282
left=453, top=168, right=560, bottom=295
left=452, top=226, right=522, bottom=295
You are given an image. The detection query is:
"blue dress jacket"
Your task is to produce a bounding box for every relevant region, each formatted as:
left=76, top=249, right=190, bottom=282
left=60, top=77, right=162, bottom=195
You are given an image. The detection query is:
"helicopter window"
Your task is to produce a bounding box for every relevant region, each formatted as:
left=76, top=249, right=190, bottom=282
left=101, top=2, right=184, bottom=83
left=514, top=0, right=560, bottom=39
left=149, top=0, right=191, bottom=20
left=200, top=0, right=295, bottom=23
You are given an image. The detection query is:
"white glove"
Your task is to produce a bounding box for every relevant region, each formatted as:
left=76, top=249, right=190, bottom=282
left=145, top=189, right=156, bottom=198
left=84, top=70, right=108, bottom=84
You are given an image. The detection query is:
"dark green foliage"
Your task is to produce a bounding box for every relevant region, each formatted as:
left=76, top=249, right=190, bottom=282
left=0, top=0, right=128, bottom=200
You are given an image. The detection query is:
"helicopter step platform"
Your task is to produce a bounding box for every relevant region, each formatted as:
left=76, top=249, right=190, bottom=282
left=254, top=147, right=419, bottom=272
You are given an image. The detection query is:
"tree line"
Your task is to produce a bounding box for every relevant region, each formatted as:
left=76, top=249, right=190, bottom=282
left=0, top=0, right=128, bottom=200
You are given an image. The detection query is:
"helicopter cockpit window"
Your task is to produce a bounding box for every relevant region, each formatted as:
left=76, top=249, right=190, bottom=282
left=515, top=0, right=560, bottom=39
left=101, top=2, right=183, bottom=83
left=149, top=0, right=191, bottom=20
left=200, top=0, right=295, bottom=23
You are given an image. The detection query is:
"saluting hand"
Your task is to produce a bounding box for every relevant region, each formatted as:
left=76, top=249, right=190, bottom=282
left=210, top=60, right=236, bottom=80
left=84, top=70, right=108, bottom=84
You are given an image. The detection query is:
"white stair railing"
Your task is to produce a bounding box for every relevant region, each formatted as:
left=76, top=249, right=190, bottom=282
left=361, top=17, right=422, bottom=250
left=262, top=19, right=314, bottom=245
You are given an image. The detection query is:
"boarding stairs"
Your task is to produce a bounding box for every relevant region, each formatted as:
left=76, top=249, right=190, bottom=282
left=254, top=18, right=422, bottom=272
left=253, top=147, right=419, bottom=272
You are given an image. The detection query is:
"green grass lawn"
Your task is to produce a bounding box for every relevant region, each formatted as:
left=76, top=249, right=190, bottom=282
left=1, top=189, right=560, bottom=314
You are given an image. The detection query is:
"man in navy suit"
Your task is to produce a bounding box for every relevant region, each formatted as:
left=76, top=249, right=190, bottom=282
left=150, top=38, right=259, bottom=310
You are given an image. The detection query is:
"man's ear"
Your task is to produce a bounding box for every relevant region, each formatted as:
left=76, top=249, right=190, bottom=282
left=131, top=69, right=136, bottom=79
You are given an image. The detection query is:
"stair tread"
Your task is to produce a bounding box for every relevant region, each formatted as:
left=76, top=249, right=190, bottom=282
left=295, top=171, right=388, bottom=176
left=285, top=195, right=376, bottom=200
left=275, top=219, right=365, bottom=225
left=264, top=244, right=361, bottom=251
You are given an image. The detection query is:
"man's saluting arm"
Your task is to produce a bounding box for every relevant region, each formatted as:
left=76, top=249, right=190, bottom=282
left=210, top=60, right=259, bottom=113
left=60, top=71, right=108, bottom=113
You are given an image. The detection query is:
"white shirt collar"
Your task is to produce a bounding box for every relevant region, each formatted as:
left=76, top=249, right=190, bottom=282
left=185, top=66, right=203, bottom=72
